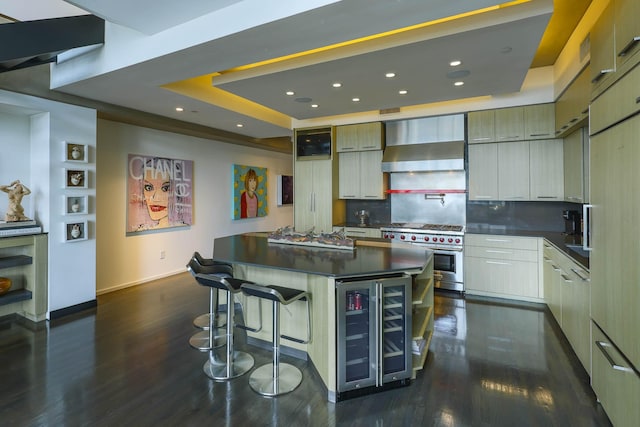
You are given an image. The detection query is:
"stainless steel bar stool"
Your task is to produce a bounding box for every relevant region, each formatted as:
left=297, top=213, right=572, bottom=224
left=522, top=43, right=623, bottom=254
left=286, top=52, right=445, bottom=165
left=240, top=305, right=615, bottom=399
left=186, top=256, right=232, bottom=351
left=194, top=273, right=255, bottom=380
left=240, top=283, right=311, bottom=396
left=191, top=251, right=231, bottom=330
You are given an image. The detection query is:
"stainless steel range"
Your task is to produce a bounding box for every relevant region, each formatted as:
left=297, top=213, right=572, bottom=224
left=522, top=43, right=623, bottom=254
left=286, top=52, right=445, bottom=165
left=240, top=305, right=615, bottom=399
left=381, top=223, right=465, bottom=293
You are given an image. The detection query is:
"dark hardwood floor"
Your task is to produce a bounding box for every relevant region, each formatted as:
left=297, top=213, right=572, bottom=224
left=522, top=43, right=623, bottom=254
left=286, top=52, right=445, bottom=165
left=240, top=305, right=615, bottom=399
left=0, top=273, right=611, bottom=426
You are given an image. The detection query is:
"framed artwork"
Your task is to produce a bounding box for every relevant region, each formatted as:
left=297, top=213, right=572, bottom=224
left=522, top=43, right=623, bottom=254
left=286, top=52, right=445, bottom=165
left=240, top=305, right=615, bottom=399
left=65, top=220, right=88, bottom=242
left=64, top=195, right=88, bottom=215
left=233, top=164, right=267, bottom=219
left=277, top=175, right=293, bottom=206
left=64, top=142, right=88, bottom=162
left=127, top=154, right=193, bottom=232
left=64, top=168, right=88, bottom=188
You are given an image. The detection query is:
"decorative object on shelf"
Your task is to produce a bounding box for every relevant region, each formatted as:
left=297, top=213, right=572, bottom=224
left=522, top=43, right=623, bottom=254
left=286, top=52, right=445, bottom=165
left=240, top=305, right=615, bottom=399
left=0, top=277, right=11, bottom=296
left=0, top=180, right=31, bottom=222
left=64, top=195, right=88, bottom=215
left=127, top=154, right=193, bottom=232
left=268, top=226, right=355, bottom=250
left=233, top=164, right=268, bottom=219
left=65, top=220, right=88, bottom=242
left=354, top=209, right=369, bottom=226
left=64, top=142, right=88, bottom=163
left=276, top=175, right=293, bottom=206
left=64, top=168, right=88, bottom=189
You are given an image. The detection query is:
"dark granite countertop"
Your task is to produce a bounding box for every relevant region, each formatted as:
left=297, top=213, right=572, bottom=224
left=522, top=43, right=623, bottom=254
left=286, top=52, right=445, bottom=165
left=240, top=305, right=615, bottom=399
left=212, top=234, right=432, bottom=278
left=333, top=222, right=391, bottom=229
left=466, top=225, right=589, bottom=270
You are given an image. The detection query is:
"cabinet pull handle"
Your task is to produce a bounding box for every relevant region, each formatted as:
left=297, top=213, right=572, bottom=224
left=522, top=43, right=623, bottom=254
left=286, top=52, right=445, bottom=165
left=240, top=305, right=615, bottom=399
left=474, top=195, right=494, bottom=199
left=486, top=249, right=512, bottom=254
left=529, top=133, right=550, bottom=137
left=570, top=268, right=590, bottom=282
left=504, top=196, right=525, bottom=199
left=618, top=36, right=640, bottom=57
left=583, top=204, right=593, bottom=251
left=486, top=238, right=510, bottom=243
left=471, top=137, right=491, bottom=141
left=561, top=274, right=573, bottom=283
left=499, top=136, right=520, bottom=140
left=486, top=260, right=511, bottom=266
left=591, top=69, right=614, bottom=84
left=595, top=341, right=634, bottom=372
left=636, top=96, right=640, bottom=105
left=536, top=196, right=558, bottom=199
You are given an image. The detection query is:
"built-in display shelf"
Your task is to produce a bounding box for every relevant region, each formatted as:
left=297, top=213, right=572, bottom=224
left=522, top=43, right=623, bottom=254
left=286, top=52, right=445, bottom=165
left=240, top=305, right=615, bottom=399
left=0, top=289, right=32, bottom=306
left=0, top=255, right=33, bottom=269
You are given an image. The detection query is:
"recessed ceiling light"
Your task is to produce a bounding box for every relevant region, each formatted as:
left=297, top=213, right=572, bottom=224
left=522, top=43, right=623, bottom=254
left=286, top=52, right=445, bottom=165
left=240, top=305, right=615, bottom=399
left=449, top=60, right=462, bottom=67
left=236, top=123, right=243, bottom=128
left=311, top=104, right=319, bottom=108
left=385, top=72, right=396, bottom=78
left=175, top=107, right=184, bottom=112
left=286, top=91, right=295, bottom=96
left=352, top=97, right=360, bottom=102
left=398, top=90, right=408, bottom=95
left=332, top=82, right=342, bottom=88
left=454, top=81, right=464, bottom=86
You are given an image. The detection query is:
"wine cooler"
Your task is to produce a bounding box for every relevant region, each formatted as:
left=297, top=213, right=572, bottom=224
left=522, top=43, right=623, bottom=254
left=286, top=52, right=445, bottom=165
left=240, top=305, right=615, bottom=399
left=336, top=274, right=412, bottom=398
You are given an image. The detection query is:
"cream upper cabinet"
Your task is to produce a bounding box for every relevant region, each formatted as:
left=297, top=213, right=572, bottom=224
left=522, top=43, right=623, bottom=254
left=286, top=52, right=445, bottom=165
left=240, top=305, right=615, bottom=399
left=590, top=61, right=640, bottom=135
left=563, top=128, right=586, bottom=203
left=497, top=141, right=529, bottom=200
left=529, top=139, right=564, bottom=201
left=524, top=103, right=555, bottom=140
left=335, top=122, right=383, bottom=152
left=338, top=150, right=386, bottom=199
left=590, top=3, right=616, bottom=91
left=468, top=144, right=498, bottom=200
left=495, top=106, right=525, bottom=142
left=294, top=159, right=335, bottom=233
left=555, top=66, right=590, bottom=138
left=615, top=0, right=640, bottom=69
left=467, top=110, right=495, bottom=144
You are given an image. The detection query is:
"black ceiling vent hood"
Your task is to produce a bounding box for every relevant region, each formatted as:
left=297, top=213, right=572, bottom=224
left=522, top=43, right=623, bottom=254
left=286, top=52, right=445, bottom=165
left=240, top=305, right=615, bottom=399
left=0, top=15, right=105, bottom=74
left=382, top=114, right=465, bottom=172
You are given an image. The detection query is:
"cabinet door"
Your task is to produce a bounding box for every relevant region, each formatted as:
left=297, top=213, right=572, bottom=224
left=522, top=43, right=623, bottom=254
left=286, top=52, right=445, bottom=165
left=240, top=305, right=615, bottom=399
left=338, top=152, right=360, bottom=199
left=498, top=141, right=529, bottom=200
left=591, top=114, right=640, bottom=369
left=465, top=257, right=538, bottom=298
left=294, top=161, right=315, bottom=231
left=543, top=244, right=562, bottom=324
left=615, top=0, right=640, bottom=68
left=336, top=123, right=383, bottom=152
left=563, top=129, right=584, bottom=203
left=359, top=150, right=385, bottom=199
left=335, top=124, right=360, bottom=152
left=312, top=160, right=334, bottom=233
left=529, top=139, right=564, bottom=201
left=524, top=103, right=555, bottom=140
left=467, top=110, right=495, bottom=143
left=560, top=261, right=590, bottom=374
left=495, top=106, right=524, bottom=142
left=468, top=143, right=498, bottom=200
left=590, top=3, right=616, bottom=90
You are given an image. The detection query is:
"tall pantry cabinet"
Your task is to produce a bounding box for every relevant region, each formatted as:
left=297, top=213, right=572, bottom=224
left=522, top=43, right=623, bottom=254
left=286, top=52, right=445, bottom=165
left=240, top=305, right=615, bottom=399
left=589, top=63, right=640, bottom=427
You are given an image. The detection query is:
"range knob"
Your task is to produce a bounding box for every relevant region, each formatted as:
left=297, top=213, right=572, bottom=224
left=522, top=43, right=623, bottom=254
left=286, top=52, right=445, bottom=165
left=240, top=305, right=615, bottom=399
left=448, top=238, right=453, bottom=243
left=411, top=235, right=416, bottom=241
left=455, top=238, right=461, bottom=244
left=424, top=236, right=430, bottom=242
left=439, top=237, right=445, bottom=243
left=390, top=234, right=395, bottom=239
left=400, top=235, right=406, bottom=240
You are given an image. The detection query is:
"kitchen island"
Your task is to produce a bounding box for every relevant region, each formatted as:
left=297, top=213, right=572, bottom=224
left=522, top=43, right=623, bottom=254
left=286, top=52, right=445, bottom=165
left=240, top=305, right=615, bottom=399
left=212, top=233, right=434, bottom=402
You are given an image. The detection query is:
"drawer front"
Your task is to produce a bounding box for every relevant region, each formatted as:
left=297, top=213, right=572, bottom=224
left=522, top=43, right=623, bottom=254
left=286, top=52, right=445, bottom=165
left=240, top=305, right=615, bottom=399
left=465, top=245, right=538, bottom=262
left=592, top=322, right=640, bottom=427
left=465, top=257, right=539, bottom=298
left=465, top=234, right=538, bottom=250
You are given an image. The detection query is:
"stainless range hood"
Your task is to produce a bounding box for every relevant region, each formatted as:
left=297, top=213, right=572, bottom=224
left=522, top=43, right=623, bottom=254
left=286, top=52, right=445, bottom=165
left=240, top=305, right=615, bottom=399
left=382, top=114, right=465, bottom=172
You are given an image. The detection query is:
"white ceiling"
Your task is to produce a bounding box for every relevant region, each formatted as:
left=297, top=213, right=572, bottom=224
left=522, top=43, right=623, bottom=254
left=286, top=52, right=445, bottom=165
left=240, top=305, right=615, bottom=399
left=1, top=0, right=562, bottom=141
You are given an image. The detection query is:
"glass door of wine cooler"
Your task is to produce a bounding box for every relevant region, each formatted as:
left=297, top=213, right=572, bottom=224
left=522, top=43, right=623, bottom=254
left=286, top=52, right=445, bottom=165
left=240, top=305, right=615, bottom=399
left=380, top=279, right=411, bottom=383
left=337, top=282, right=376, bottom=392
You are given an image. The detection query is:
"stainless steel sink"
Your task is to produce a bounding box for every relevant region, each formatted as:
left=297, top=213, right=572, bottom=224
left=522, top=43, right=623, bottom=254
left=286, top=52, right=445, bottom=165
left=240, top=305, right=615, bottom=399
left=566, top=244, right=590, bottom=258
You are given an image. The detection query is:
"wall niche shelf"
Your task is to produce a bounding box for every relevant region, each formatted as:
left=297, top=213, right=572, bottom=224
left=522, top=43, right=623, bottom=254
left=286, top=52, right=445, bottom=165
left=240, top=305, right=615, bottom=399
left=0, top=289, right=33, bottom=306
left=0, top=255, right=33, bottom=269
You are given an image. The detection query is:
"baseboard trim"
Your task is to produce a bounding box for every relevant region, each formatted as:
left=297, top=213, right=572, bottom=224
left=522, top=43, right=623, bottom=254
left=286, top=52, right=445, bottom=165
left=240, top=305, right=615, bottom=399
left=50, top=299, right=97, bottom=319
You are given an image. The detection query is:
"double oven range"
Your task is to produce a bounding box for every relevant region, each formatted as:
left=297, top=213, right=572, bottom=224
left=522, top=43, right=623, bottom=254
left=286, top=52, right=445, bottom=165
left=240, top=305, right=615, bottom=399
left=381, top=223, right=465, bottom=293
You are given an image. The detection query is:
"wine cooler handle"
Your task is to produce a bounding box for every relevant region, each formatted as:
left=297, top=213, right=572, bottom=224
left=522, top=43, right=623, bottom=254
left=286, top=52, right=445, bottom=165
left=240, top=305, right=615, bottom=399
left=376, top=282, right=383, bottom=387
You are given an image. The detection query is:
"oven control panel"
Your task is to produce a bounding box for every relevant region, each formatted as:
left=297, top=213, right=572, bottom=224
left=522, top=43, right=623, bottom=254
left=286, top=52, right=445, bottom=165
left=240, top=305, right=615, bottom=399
left=382, top=231, right=463, bottom=249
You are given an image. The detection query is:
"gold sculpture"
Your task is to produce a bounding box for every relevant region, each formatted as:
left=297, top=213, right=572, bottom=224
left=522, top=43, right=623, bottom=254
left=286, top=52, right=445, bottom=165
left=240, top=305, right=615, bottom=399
left=0, top=180, right=31, bottom=222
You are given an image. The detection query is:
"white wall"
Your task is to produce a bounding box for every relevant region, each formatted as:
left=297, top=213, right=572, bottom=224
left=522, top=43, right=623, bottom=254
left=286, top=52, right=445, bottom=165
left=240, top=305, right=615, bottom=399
left=0, top=89, right=97, bottom=314
left=96, top=120, right=293, bottom=294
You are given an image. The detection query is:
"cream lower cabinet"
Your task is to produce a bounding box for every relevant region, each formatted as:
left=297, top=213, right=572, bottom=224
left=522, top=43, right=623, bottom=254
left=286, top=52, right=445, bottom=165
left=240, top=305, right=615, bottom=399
left=464, top=234, right=540, bottom=300
left=338, top=150, right=386, bottom=199
left=333, top=226, right=381, bottom=238
left=542, top=243, right=563, bottom=323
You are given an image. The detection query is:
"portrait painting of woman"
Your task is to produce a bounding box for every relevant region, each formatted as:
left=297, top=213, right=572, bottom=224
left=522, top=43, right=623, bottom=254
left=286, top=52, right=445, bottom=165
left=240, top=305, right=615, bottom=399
left=233, top=164, right=267, bottom=219
left=127, top=154, right=193, bottom=232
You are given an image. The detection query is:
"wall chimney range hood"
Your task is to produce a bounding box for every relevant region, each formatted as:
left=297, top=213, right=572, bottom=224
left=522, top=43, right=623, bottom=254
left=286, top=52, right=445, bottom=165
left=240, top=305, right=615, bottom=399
left=382, top=114, right=465, bottom=173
